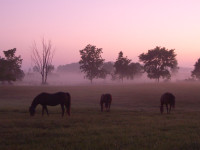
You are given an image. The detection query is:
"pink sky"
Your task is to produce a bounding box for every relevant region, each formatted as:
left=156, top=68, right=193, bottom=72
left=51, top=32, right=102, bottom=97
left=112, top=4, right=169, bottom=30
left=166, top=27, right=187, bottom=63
left=1, top=0, right=200, bottom=69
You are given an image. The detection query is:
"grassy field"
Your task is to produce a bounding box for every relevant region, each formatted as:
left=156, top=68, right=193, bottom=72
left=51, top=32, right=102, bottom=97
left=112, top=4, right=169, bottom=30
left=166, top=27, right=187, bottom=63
left=1, top=82, right=200, bottom=150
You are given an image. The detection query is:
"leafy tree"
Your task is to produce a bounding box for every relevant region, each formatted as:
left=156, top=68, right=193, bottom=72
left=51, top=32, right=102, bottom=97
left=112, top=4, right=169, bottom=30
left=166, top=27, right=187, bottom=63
left=0, top=58, right=8, bottom=82
left=113, top=51, right=143, bottom=82
left=114, top=51, right=131, bottom=82
left=127, top=62, right=143, bottom=80
left=102, top=62, right=114, bottom=75
left=191, top=58, right=200, bottom=80
left=79, top=44, right=106, bottom=83
left=139, top=46, right=178, bottom=82
left=0, top=48, right=24, bottom=83
left=57, top=63, right=80, bottom=73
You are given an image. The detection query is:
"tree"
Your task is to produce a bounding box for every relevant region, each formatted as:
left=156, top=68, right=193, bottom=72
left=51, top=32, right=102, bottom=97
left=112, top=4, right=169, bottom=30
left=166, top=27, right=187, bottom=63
left=79, top=44, right=106, bottom=83
left=139, top=46, right=178, bottom=82
left=127, top=62, right=143, bottom=80
left=0, top=48, right=24, bottom=83
left=102, top=62, right=114, bottom=74
left=57, top=63, right=80, bottom=73
left=0, top=58, right=7, bottom=82
left=114, top=51, right=131, bottom=82
left=191, top=58, right=200, bottom=80
left=31, top=38, right=55, bottom=84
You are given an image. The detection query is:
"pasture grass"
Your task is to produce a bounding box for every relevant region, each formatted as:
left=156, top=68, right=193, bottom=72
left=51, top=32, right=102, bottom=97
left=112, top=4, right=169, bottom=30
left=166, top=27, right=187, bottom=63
left=1, top=82, right=200, bottom=149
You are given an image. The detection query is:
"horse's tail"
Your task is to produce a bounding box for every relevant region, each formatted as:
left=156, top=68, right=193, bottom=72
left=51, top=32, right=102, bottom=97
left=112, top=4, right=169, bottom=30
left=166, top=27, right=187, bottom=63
left=160, top=95, right=163, bottom=105
left=66, top=93, right=71, bottom=116
left=160, top=94, right=164, bottom=114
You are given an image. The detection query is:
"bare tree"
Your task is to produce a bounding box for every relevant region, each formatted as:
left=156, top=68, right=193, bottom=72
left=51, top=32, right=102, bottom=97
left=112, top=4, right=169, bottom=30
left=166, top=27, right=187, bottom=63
left=31, top=38, right=55, bottom=84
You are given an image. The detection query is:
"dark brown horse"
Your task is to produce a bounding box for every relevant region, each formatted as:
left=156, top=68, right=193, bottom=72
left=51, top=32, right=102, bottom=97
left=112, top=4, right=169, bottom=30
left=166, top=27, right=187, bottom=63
left=29, top=92, right=71, bottom=117
left=100, top=93, right=112, bottom=112
left=160, top=92, right=175, bottom=114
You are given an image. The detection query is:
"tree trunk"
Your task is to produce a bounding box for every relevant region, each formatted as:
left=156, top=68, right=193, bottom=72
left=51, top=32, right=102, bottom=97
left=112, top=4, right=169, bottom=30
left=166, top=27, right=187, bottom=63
left=44, top=71, right=48, bottom=84
left=41, top=72, right=46, bottom=85
left=42, top=74, right=45, bottom=84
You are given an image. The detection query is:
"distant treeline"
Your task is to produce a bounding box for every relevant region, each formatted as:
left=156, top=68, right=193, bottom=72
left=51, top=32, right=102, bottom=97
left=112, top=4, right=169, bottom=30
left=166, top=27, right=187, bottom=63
left=57, top=62, right=114, bottom=74
left=57, top=63, right=81, bottom=73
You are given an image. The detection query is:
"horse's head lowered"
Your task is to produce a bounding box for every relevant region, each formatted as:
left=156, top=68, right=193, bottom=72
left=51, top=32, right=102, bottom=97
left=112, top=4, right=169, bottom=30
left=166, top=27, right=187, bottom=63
left=29, top=106, right=35, bottom=116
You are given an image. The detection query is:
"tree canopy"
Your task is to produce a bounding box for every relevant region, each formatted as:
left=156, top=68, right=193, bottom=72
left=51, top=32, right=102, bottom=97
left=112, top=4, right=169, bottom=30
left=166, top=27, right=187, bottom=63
left=79, top=44, right=106, bottom=83
left=139, top=46, right=178, bottom=82
left=127, top=62, right=143, bottom=80
left=113, top=51, right=143, bottom=82
left=191, top=58, right=200, bottom=80
left=0, top=48, right=24, bottom=83
left=114, top=51, right=131, bottom=82
left=102, top=62, right=114, bottom=75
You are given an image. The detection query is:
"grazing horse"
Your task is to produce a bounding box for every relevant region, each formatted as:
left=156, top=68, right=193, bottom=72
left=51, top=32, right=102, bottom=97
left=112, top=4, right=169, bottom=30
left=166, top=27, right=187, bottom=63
left=160, top=92, right=175, bottom=114
left=29, top=92, right=71, bottom=117
left=100, top=93, right=112, bottom=112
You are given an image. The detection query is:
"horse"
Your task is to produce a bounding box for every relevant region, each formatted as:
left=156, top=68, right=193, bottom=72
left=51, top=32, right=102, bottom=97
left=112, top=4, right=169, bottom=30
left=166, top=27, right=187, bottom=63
left=100, top=93, right=112, bottom=112
left=160, top=92, right=175, bottom=114
left=29, top=92, right=71, bottom=117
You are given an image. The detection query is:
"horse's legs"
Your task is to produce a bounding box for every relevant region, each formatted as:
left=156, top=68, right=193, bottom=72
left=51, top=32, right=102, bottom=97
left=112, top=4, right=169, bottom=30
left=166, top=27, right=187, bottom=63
left=101, top=103, right=103, bottom=112
left=61, top=104, right=65, bottom=117
left=108, top=102, right=111, bottom=112
left=42, top=106, right=45, bottom=116
left=43, top=106, right=49, bottom=116
left=166, top=104, right=169, bottom=114
left=105, top=103, right=108, bottom=112
left=64, top=104, right=70, bottom=116
left=105, top=102, right=109, bottom=112
left=169, top=105, right=171, bottom=113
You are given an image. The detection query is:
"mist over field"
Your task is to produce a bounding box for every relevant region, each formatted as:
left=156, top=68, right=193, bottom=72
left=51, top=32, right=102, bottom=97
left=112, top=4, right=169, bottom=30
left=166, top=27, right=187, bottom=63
left=21, top=66, right=193, bottom=86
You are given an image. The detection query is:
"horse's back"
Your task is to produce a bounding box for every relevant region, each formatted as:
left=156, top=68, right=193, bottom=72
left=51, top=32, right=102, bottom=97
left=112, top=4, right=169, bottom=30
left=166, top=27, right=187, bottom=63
left=101, top=93, right=112, bottom=103
left=160, top=92, right=175, bottom=105
left=35, top=92, right=70, bottom=106
left=105, top=93, right=112, bottom=102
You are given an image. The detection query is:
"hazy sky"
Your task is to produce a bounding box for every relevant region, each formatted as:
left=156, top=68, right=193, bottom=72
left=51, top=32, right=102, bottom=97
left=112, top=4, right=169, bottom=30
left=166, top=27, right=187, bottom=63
left=1, top=0, right=200, bottom=69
